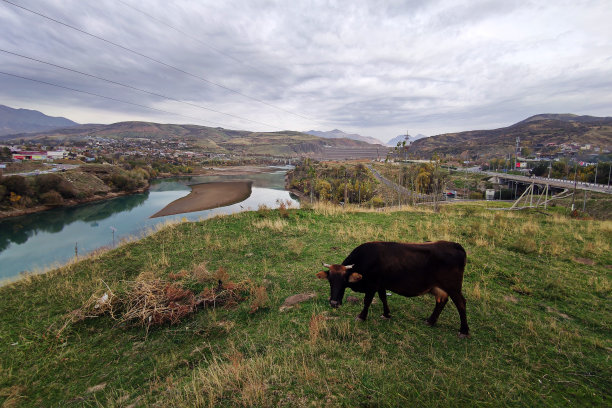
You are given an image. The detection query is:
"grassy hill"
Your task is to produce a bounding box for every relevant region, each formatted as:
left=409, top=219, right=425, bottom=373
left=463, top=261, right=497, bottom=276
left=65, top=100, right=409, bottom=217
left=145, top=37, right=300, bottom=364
left=409, top=114, right=612, bottom=159
left=1, top=121, right=374, bottom=157
left=0, top=203, right=610, bottom=406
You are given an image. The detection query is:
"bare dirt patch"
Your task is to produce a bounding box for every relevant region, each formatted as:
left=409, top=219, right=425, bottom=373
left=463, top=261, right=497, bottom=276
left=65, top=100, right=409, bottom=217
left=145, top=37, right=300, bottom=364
left=279, top=292, right=317, bottom=311
left=573, top=257, right=595, bottom=266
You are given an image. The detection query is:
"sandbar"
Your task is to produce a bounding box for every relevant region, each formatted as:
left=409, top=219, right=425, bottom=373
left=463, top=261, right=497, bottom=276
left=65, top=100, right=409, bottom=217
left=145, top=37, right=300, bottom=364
left=150, top=181, right=252, bottom=218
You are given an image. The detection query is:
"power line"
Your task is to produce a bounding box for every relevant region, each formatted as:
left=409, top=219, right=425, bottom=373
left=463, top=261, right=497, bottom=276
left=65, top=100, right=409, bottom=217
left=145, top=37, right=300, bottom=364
left=0, top=48, right=282, bottom=130
left=1, top=0, right=325, bottom=127
left=0, top=70, right=234, bottom=128
left=116, top=0, right=268, bottom=77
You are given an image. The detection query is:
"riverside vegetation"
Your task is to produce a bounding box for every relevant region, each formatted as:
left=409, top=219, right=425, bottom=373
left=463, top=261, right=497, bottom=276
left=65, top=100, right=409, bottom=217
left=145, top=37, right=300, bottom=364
left=0, top=202, right=610, bottom=407
left=0, top=164, right=151, bottom=217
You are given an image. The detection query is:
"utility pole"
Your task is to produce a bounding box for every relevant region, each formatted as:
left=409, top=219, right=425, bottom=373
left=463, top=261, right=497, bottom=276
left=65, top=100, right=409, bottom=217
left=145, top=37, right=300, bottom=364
left=514, top=136, right=520, bottom=170
left=570, top=162, right=578, bottom=211
left=404, top=130, right=409, bottom=162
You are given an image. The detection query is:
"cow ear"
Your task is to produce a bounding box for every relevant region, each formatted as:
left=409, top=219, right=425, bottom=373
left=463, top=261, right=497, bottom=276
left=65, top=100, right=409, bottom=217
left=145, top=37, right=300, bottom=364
left=316, top=270, right=329, bottom=280
left=348, top=273, right=362, bottom=283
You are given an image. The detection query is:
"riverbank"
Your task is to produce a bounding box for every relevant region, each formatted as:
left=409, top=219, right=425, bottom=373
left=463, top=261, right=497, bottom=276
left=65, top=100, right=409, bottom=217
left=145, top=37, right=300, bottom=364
left=0, top=171, right=297, bottom=282
left=150, top=181, right=253, bottom=218
left=0, top=186, right=149, bottom=220
left=0, top=166, right=290, bottom=220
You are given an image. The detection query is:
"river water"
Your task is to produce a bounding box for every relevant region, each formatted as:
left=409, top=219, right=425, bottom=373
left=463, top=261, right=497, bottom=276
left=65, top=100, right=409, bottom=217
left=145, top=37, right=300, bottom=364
left=0, top=168, right=298, bottom=281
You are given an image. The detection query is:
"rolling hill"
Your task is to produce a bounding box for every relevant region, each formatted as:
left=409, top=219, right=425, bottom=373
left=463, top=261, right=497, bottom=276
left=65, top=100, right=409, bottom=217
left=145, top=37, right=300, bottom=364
left=0, top=104, right=78, bottom=136
left=408, top=114, right=612, bottom=159
left=1, top=121, right=375, bottom=157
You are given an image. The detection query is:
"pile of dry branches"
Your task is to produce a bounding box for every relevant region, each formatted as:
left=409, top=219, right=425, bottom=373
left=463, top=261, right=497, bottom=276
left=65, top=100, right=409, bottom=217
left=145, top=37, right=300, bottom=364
left=60, top=275, right=253, bottom=335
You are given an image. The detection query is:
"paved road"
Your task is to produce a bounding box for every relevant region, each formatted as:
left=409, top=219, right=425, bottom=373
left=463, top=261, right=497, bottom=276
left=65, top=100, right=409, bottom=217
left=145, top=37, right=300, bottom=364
left=5, top=164, right=79, bottom=177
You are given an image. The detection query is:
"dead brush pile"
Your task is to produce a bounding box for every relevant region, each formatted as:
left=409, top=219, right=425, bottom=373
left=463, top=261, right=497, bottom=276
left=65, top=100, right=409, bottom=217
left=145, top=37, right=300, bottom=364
left=59, top=264, right=267, bottom=335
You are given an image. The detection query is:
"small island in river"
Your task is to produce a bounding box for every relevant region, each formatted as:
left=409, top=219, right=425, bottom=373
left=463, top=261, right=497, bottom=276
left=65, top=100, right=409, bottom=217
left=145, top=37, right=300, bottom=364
left=150, top=181, right=253, bottom=218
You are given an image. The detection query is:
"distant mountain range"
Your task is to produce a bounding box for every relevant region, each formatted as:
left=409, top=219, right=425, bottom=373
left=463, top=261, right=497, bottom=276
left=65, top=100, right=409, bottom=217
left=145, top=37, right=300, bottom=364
left=0, top=104, right=78, bottom=136
left=305, top=129, right=383, bottom=145
left=386, top=133, right=428, bottom=147
left=2, top=105, right=609, bottom=160
left=409, top=114, right=612, bottom=159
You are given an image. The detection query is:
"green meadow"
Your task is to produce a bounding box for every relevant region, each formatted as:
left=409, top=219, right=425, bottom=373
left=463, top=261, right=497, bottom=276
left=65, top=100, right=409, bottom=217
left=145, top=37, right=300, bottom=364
left=1, top=203, right=610, bottom=407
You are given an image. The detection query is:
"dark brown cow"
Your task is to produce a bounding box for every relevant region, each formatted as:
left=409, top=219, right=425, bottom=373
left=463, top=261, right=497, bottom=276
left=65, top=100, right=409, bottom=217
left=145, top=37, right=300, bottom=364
left=316, top=241, right=470, bottom=337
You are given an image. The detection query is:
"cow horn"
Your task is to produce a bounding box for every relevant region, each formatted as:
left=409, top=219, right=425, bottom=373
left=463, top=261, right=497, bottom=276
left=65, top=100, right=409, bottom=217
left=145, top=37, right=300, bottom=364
left=345, top=264, right=354, bottom=270
left=322, top=263, right=332, bottom=268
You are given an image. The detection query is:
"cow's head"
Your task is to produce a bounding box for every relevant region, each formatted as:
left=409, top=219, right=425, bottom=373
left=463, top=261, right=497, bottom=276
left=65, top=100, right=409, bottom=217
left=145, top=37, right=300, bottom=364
left=316, top=263, right=362, bottom=308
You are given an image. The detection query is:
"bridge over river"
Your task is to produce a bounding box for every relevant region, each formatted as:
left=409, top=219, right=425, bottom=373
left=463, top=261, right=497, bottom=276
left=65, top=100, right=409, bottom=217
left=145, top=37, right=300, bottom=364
left=482, top=171, right=612, bottom=195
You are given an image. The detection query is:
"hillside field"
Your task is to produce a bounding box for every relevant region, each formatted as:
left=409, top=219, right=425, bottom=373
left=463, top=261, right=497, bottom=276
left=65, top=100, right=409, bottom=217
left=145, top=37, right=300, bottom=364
left=0, top=204, right=610, bottom=407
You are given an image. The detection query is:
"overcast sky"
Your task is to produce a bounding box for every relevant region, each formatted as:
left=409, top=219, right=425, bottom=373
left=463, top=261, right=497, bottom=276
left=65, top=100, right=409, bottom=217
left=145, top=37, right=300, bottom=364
left=1, top=0, right=611, bottom=143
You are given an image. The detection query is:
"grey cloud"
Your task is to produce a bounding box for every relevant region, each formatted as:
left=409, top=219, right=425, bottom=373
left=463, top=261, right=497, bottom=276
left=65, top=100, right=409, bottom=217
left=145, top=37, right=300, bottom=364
left=0, top=0, right=610, bottom=141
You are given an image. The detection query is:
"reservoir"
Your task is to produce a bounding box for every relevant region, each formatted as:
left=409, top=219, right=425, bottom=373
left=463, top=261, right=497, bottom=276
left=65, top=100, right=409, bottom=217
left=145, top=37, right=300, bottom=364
left=0, top=168, right=298, bottom=281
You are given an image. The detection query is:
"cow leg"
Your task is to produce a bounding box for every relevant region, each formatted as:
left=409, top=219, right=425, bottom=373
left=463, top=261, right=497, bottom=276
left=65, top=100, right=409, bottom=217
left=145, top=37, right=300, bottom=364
left=378, top=289, right=391, bottom=319
left=426, top=298, right=448, bottom=326
left=356, top=291, right=375, bottom=321
left=450, top=291, right=470, bottom=338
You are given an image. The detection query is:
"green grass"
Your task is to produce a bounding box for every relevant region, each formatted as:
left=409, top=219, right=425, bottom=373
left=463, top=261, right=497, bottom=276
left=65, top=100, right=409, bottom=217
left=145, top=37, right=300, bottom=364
left=0, top=204, right=610, bottom=407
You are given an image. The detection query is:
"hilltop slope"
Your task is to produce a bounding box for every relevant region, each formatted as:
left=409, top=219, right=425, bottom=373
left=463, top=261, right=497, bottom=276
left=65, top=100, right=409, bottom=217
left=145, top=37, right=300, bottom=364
left=409, top=114, right=612, bottom=159
left=0, top=205, right=609, bottom=406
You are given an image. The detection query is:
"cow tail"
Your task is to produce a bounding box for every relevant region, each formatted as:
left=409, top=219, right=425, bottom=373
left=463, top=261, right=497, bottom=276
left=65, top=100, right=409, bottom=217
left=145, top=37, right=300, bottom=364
left=453, top=242, right=467, bottom=266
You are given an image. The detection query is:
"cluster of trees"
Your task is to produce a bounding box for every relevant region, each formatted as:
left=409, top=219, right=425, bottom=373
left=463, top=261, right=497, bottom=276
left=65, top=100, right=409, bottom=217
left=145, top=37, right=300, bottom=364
left=530, top=160, right=611, bottom=183
left=0, top=174, right=77, bottom=208
left=486, top=157, right=611, bottom=184
left=379, top=161, right=447, bottom=196
left=0, top=147, right=12, bottom=161
left=288, top=160, right=380, bottom=205
left=0, top=166, right=150, bottom=210
left=95, top=156, right=193, bottom=177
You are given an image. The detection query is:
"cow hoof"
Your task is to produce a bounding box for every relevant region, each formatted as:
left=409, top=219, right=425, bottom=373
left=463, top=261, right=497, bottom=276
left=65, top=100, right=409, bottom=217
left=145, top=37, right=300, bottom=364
left=355, top=316, right=366, bottom=322
left=381, top=314, right=391, bottom=320
left=425, top=319, right=435, bottom=326
left=458, top=332, right=470, bottom=339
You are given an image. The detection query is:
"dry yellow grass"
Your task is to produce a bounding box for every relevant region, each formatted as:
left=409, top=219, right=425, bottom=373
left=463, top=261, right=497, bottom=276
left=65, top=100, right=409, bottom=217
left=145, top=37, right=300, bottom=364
left=520, top=219, right=540, bottom=235
left=251, top=218, right=289, bottom=231
left=337, top=223, right=383, bottom=242
left=285, top=238, right=305, bottom=255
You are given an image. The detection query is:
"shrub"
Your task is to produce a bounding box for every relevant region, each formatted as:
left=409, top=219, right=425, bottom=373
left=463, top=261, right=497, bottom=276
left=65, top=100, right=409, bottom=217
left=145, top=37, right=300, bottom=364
left=40, top=190, right=64, bottom=206
left=370, top=196, right=385, bottom=208
left=0, top=184, right=6, bottom=202
left=35, top=174, right=76, bottom=198
left=2, top=175, right=33, bottom=197
left=76, top=191, right=92, bottom=199
left=110, top=174, right=132, bottom=191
